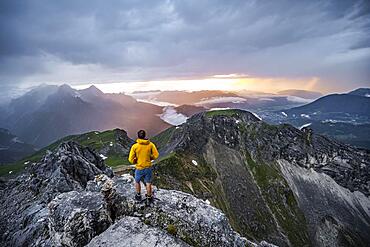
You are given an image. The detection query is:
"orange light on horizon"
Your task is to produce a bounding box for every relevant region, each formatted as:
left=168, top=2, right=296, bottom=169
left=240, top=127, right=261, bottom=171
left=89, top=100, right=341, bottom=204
left=73, top=75, right=322, bottom=94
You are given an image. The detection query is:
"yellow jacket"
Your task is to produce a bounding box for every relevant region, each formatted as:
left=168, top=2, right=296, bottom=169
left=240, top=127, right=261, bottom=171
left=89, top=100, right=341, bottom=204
left=128, top=139, right=159, bottom=170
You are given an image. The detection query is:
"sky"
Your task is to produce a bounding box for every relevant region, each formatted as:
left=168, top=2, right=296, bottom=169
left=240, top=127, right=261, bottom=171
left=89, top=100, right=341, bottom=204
left=0, top=0, right=369, bottom=100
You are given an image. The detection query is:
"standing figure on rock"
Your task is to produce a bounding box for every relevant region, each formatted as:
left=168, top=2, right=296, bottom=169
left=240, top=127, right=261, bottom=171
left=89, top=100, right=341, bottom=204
left=128, top=129, right=159, bottom=203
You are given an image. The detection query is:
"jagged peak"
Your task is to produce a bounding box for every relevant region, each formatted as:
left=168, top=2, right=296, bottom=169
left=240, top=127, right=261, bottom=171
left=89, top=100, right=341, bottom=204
left=80, top=85, right=105, bottom=96
left=184, top=109, right=261, bottom=126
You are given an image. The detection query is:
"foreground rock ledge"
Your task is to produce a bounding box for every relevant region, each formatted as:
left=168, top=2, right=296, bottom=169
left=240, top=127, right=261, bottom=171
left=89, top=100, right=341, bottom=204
left=49, top=173, right=276, bottom=247
left=0, top=141, right=275, bottom=247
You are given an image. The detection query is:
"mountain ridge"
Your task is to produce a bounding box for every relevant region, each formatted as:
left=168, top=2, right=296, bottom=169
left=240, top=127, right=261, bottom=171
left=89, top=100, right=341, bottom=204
left=151, top=109, right=370, bottom=246
left=0, top=141, right=276, bottom=247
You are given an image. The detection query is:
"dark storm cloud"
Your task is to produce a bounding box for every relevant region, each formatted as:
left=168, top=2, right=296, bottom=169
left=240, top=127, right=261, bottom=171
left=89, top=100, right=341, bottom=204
left=0, top=0, right=369, bottom=91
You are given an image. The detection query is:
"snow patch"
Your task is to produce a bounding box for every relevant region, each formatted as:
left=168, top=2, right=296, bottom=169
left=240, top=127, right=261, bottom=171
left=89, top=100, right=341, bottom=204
left=11, top=137, right=24, bottom=143
left=8, top=171, right=13, bottom=174
left=299, top=123, right=312, bottom=130
left=365, top=94, right=370, bottom=97
left=300, top=114, right=310, bottom=118
left=281, top=112, right=288, bottom=117
left=251, top=112, right=262, bottom=120
left=99, top=154, right=108, bottom=160
left=192, top=160, right=198, bottom=166
left=205, top=199, right=211, bottom=205
left=109, top=142, right=113, bottom=147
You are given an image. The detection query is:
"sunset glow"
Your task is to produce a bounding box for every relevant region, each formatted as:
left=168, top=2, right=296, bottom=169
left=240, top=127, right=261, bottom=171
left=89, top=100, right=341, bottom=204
left=73, top=76, right=322, bottom=94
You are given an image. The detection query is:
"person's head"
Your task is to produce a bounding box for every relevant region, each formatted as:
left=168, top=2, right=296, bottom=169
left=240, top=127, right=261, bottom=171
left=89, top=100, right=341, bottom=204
left=137, top=129, right=146, bottom=139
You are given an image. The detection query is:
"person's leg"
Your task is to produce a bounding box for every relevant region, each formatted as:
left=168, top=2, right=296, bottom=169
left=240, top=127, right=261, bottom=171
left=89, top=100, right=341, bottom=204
left=146, top=182, right=152, bottom=196
left=135, top=182, right=141, bottom=194
left=134, top=169, right=143, bottom=200
left=144, top=167, right=153, bottom=199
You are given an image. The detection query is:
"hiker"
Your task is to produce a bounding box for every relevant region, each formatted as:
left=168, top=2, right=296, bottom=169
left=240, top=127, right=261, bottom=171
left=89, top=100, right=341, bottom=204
left=128, top=129, right=159, bottom=203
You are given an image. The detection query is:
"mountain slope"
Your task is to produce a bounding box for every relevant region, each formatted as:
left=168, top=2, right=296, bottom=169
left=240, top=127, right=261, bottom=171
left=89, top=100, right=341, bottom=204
left=1, top=84, right=170, bottom=148
left=285, top=93, right=370, bottom=120
left=0, top=128, right=36, bottom=164
left=151, top=109, right=370, bottom=247
left=277, top=89, right=322, bottom=99
left=348, top=88, right=370, bottom=97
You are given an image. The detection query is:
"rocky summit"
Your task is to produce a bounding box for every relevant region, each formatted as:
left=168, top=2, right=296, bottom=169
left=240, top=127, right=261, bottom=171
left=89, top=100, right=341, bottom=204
left=0, top=141, right=275, bottom=247
left=152, top=109, right=370, bottom=247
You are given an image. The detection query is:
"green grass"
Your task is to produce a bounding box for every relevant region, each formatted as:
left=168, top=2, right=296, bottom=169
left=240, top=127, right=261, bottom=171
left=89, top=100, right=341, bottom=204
left=0, top=162, right=27, bottom=176
left=154, top=152, right=217, bottom=192
left=1, top=130, right=120, bottom=177
left=245, top=153, right=310, bottom=246
left=105, top=153, right=130, bottom=168
left=205, top=109, right=243, bottom=117
left=152, top=126, right=176, bottom=150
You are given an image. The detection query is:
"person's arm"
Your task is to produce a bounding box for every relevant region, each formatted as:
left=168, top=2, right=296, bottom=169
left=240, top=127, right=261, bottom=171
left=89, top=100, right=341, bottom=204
left=150, top=143, right=159, bottom=160
left=128, top=145, right=137, bottom=164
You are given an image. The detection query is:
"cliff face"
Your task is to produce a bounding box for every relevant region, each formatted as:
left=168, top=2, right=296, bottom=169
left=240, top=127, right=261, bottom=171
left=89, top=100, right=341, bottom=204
left=152, top=109, right=370, bottom=247
left=0, top=141, right=274, bottom=247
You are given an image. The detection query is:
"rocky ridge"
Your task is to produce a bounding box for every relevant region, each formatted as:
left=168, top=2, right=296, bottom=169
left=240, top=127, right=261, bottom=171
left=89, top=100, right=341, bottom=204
left=152, top=109, right=370, bottom=246
left=0, top=141, right=275, bottom=247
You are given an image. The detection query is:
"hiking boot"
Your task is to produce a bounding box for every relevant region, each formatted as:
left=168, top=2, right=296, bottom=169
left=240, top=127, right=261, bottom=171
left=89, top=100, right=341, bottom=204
left=146, top=194, right=154, bottom=204
left=135, top=193, right=142, bottom=201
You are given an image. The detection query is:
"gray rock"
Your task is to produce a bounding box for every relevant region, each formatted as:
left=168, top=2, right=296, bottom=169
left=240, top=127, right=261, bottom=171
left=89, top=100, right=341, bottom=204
left=0, top=141, right=113, bottom=246
left=55, top=174, right=254, bottom=247
left=88, top=217, right=190, bottom=247
left=49, top=191, right=112, bottom=247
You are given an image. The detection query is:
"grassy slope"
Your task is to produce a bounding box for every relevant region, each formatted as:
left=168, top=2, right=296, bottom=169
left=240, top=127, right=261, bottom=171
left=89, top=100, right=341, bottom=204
left=245, top=153, right=310, bottom=246
left=0, top=130, right=129, bottom=176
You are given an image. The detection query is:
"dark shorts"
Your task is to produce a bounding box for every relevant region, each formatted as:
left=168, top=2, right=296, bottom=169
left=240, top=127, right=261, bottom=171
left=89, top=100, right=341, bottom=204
left=135, top=167, right=153, bottom=183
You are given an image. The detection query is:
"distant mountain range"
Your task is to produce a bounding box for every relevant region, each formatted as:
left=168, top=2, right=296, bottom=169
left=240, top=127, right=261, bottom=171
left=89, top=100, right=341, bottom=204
left=1, top=84, right=369, bottom=163
left=260, top=88, right=370, bottom=149
left=348, top=88, right=370, bottom=97
left=285, top=91, right=369, bottom=119
left=277, top=89, right=322, bottom=99
left=130, top=88, right=319, bottom=111
left=0, top=84, right=170, bottom=148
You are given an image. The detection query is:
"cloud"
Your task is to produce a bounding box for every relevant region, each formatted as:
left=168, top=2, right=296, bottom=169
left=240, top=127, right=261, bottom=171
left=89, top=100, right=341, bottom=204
left=0, top=0, right=369, bottom=94
left=195, top=96, right=247, bottom=105
left=159, top=106, right=188, bottom=125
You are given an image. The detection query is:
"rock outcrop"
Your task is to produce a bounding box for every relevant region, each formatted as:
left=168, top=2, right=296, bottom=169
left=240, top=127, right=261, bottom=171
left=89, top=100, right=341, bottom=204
left=0, top=141, right=275, bottom=247
left=0, top=141, right=113, bottom=246
left=152, top=109, right=370, bottom=247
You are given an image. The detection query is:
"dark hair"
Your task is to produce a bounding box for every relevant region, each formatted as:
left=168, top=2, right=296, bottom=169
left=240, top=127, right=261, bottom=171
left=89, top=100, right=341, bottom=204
left=138, top=129, right=146, bottom=139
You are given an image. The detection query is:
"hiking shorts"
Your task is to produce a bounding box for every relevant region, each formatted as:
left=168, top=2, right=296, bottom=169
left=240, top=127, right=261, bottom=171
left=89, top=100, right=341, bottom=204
left=135, top=167, right=153, bottom=184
